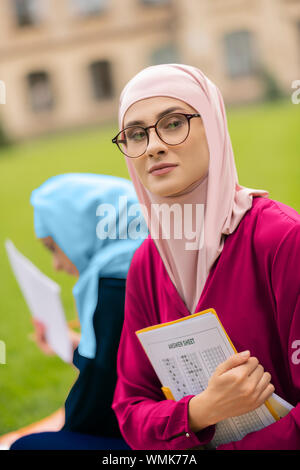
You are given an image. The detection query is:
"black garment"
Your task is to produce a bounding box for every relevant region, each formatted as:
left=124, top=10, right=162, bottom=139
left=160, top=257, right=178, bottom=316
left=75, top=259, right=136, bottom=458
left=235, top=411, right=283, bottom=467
left=62, top=277, right=126, bottom=438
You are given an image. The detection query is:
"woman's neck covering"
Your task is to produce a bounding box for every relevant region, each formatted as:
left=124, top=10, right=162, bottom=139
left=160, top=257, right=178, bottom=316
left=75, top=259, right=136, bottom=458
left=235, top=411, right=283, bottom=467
left=31, top=173, right=147, bottom=358
left=119, top=64, right=268, bottom=313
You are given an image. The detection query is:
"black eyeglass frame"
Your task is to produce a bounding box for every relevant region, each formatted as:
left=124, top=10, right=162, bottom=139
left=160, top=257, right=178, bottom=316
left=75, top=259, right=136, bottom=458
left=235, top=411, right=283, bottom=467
left=112, top=113, right=201, bottom=159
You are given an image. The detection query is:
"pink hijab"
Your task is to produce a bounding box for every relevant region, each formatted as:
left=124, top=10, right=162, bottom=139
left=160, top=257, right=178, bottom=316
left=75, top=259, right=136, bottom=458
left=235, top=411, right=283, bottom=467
left=119, top=64, right=268, bottom=313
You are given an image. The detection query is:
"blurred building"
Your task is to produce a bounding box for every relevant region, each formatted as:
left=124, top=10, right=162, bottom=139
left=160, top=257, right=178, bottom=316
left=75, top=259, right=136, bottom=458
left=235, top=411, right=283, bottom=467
left=0, top=0, right=299, bottom=139
left=176, top=0, right=300, bottom=104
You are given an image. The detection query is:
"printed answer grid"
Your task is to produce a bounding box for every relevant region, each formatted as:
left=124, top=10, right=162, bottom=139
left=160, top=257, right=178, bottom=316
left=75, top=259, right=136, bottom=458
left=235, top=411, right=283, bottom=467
left=160, top=344, right=228, bottom=399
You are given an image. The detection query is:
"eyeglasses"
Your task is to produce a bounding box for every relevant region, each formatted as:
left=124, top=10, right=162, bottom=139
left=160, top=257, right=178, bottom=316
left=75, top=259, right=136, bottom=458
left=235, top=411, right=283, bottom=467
left=112, top=112, right=201, bottom=159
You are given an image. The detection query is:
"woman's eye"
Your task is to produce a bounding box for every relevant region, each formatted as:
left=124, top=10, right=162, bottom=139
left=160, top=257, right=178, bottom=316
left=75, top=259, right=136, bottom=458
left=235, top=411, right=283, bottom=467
left=165, top=120, right=182, bottom=130
left=128, top=131, right=146, bottom=141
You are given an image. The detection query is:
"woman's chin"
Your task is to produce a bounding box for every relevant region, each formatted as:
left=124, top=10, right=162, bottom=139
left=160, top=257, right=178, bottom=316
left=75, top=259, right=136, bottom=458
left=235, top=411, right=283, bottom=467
left=145, top=177, right=184, bottom=198
left=148, top=184, right=180, bottom=198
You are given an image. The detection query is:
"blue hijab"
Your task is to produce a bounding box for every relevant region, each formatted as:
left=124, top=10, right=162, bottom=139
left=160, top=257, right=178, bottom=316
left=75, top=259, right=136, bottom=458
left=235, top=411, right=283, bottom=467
left=30, top=173, right=147, bottom=359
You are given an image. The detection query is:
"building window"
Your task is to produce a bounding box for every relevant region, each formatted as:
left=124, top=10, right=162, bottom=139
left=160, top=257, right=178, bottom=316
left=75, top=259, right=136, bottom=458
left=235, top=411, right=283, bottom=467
left=13, top=0, right=42, bottom=27
left=150, top=44, right=179, bottom=65
left=27, top=71, right=54, bottom=113
left=224, top=30, right=257, bottom=79
left=89, top=61, right=113, bottom=100
left=71, top=0, right=107, bottom=16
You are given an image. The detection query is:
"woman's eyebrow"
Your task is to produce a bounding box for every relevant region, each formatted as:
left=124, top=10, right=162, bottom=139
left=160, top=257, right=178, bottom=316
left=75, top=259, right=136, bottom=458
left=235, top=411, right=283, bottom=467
left=124, top=106, right=189, bottom=127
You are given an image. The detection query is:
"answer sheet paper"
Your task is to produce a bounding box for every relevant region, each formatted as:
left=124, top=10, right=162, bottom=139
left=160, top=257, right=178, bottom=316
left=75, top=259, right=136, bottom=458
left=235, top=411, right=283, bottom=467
left=137, top=310, right=276, bottom=448
left=5, top=239, right=73, bottom=363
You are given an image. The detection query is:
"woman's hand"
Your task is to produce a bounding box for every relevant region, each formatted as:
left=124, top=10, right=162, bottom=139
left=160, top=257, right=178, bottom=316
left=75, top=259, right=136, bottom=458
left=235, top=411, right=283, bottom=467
left=31, top=318, right=55, bottom=355
left=68, top=329, right=81, bottom=350
left=188, top=351, right=275, bottom=432
left=31, top=318, right=81, bottom=355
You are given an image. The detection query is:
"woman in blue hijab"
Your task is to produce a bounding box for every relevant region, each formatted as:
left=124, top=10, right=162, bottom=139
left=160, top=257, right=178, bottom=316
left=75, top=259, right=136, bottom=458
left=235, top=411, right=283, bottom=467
left=11, top=173, right=147, bottom=450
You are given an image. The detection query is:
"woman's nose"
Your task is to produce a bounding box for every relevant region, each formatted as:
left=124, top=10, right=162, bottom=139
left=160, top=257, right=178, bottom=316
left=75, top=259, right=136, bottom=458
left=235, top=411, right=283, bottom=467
left=146, top=128, right=168, bottom=158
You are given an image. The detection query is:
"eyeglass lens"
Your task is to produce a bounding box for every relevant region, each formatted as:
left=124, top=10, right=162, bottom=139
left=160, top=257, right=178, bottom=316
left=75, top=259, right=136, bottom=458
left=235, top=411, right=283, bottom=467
left=117, top=113, right=190, bottom=158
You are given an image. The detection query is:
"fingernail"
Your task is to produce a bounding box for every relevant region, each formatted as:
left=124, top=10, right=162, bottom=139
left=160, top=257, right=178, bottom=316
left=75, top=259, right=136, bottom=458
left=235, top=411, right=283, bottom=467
left=240, top=350, right=250, bottom=356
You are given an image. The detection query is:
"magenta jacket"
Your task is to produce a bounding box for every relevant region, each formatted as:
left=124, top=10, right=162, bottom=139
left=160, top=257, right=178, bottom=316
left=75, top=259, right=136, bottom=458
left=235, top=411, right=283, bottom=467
left=112, top=197, right=300, bottom=450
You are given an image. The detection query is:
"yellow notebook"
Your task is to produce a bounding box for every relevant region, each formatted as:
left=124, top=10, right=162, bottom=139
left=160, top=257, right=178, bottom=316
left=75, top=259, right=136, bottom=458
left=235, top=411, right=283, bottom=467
left=136, top=308, right=293, bottom=448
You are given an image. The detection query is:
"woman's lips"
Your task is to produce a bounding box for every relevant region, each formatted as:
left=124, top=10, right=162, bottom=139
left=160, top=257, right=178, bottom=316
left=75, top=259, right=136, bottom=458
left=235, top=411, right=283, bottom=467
left=149, top=164, right=178, bottom=176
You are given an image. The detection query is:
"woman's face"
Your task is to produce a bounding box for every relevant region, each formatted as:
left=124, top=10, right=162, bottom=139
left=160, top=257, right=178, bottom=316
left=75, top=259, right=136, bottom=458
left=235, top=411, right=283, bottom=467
left=41, top=236, right=79, bottom=277
left=123, top=96, right=210, bottom=197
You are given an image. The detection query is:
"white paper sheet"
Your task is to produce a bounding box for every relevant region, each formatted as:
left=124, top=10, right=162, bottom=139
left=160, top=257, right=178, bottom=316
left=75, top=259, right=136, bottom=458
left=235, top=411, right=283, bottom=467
left=5, top=239, right=73, bottom=363
left=137, top=310, right=293, bottom=448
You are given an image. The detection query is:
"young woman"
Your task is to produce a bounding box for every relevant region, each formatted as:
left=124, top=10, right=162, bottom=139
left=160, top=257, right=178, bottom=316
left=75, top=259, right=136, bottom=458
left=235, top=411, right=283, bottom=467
left=11, top=173, right=146, bottom=450
left=111, top=64, right=300, bottom=450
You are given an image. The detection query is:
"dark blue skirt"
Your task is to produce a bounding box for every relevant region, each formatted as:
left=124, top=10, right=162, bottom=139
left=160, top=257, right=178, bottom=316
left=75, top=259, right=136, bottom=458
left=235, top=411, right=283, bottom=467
left=10, top=431, right=130, bottom=450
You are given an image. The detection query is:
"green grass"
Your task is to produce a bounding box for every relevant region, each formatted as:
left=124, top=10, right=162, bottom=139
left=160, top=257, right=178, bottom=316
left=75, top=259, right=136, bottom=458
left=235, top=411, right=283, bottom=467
left=0, top=99, right=299, bottom=434
left=228, top=100, right=300, bottom=208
